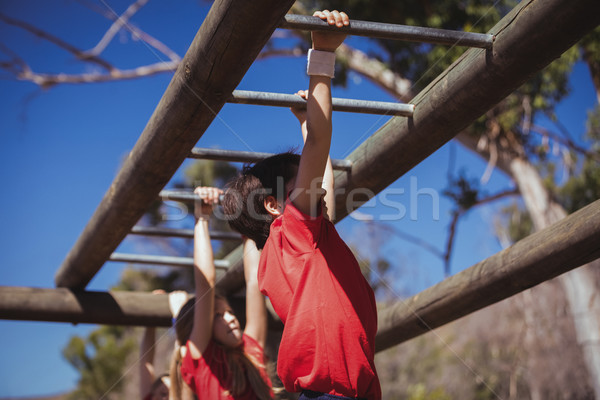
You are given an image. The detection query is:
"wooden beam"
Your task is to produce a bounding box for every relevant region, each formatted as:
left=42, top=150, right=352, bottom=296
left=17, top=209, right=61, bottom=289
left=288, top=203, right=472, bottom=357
left=332, top=0, right=600, bottom=221
left=0, top=286, right=283, bottom=330
left=375, top=198, right=600, bottom=352
left=0, top=287, right=171, bottom=326
left=54, top=0, right=296, bottom=289
left=215, top=245, right=245, bottom=294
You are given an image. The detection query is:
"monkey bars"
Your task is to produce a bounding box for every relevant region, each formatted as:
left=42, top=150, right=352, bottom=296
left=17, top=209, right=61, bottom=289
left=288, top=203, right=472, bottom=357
left=0, top=0, right=596, bottom=357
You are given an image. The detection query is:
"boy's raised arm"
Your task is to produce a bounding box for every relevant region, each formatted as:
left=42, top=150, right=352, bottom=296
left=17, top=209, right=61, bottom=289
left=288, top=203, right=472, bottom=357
left=292, top=10, right=348, bottom=217
left=291, top=89, right=335, bottom=221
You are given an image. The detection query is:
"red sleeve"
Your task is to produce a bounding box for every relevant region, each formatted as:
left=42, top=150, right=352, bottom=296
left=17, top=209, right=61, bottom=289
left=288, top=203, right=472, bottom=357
left=180, top=340, right=215, bottom=391
left=242, top=334, right=265, bottom=363
left=242, top=335, right=273, bottom=394
left=282, top=201, right=324, bottom=250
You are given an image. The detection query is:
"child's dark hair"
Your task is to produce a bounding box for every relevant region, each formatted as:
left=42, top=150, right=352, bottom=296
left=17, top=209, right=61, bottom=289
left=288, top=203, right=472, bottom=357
left=222, top=151, right=300, bottom=249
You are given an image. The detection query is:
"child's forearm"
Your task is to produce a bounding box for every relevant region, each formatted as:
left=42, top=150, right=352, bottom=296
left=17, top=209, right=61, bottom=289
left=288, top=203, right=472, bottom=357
left=299, top=112, right=334, bottom=210
left=188, top=187, right=220, bottom=356
left=194, top=218, right=215, bottom=289
left=139, top=327, right=156, bottom=397
left=242, top=238, right=268, bottom=347
left=293, top=10, right=347, bottom=216
left=302, top=114, right=335, bottom=220
left=308, top=74, right=334, bottom=217
left=307, top=75, right=333, bottom=143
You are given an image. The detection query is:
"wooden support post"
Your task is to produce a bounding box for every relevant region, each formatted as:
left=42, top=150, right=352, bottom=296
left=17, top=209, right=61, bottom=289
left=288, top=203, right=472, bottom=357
left=54, top=0, right=296, bottom=289
left=375, top=199, right=600, bottom=352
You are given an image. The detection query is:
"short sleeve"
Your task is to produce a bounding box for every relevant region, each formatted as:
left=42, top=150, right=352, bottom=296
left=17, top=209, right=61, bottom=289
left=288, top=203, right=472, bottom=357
left=282, top=202, right=324, bottom=248
left=243, top=334, right=265, bottom=363
left=180, top=342, right=197, bottom=389
left=180, top=340, right=215, bottom=391
left=242, top=335, right=273, bottom=395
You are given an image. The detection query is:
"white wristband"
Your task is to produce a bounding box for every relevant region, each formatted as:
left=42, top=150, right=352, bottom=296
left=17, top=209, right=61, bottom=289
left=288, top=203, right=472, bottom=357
left=307, top=49, right=336, bottom=78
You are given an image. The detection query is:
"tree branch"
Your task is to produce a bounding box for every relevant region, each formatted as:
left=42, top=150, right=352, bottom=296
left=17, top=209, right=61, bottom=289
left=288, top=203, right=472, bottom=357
left=79, top=0, right=181, bottom=63
left=0, top=12, right=115, bottom=72
left=531, top=124, right=600, bottom=162
left=443, top=210, right=461, bottom=277
left=373, top=221, right=445, bottom=259
left=83, top=0, right=149, bottom=58
left=443, top=189, right=520, bottom=276
left=14, top=61, right=178, bottom=88
left=0, top=42, right=30, bottom=76
left=336, top=43, right=414, bottom=102
left=0, top=1, right=182, bottom=89
left=257, top=47, right=304, bottom=60
left=476, top=189, right=520, bottom=206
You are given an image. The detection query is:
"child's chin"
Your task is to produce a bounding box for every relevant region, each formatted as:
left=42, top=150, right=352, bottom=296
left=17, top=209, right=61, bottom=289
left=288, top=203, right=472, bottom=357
left=230, top=329, right=243, bottom=341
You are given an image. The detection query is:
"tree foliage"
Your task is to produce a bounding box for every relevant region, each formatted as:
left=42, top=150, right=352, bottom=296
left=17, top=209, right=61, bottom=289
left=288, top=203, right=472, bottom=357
left=62, top=326, right=136, bottom=400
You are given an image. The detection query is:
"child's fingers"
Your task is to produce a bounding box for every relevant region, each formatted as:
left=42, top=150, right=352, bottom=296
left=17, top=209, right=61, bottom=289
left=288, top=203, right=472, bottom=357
left=208, top=188, right=222, bottom=204
left=330, top=10, right=344, bottom=27
left=313, top=10, right=329, bottom=20
left=295, top=90, right=308, bottom=100
left=194, top=186, right=204, bottom=199
left=194, top=186, right=209, bottom=201
left=290, top=90, right=308, bottom=116
left=340, top=11, right=349, bottom=26
left=313, top=10, right=348, bottom=27
left=194, top=186, right=219, bottom=205
left=198, top=187, right=216, bottom=203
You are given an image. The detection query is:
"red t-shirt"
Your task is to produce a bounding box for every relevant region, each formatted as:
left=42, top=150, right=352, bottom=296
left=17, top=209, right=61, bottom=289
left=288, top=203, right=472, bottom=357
left=258, top=203, right=381, bottom=399
left=180, top=334, right=272, bottom=400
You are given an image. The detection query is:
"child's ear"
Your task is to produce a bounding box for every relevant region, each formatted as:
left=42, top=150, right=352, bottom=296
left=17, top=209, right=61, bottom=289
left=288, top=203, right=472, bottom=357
left=264, top=195, right=282, bottom=217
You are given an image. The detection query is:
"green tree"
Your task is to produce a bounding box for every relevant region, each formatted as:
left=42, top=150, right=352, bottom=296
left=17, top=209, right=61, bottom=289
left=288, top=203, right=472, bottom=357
left=62, top=326, right=136, bottom=400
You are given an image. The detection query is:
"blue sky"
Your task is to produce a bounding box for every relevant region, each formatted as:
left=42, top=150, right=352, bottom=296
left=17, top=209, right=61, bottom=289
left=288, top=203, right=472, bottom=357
left=0, top=0, right=597, bottom=397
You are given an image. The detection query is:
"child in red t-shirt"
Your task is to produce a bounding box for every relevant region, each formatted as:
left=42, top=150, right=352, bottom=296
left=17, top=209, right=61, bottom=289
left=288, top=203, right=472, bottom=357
left=169, top=187, right=273, bottom=400
left=222, top=10, right=381, bottom=400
